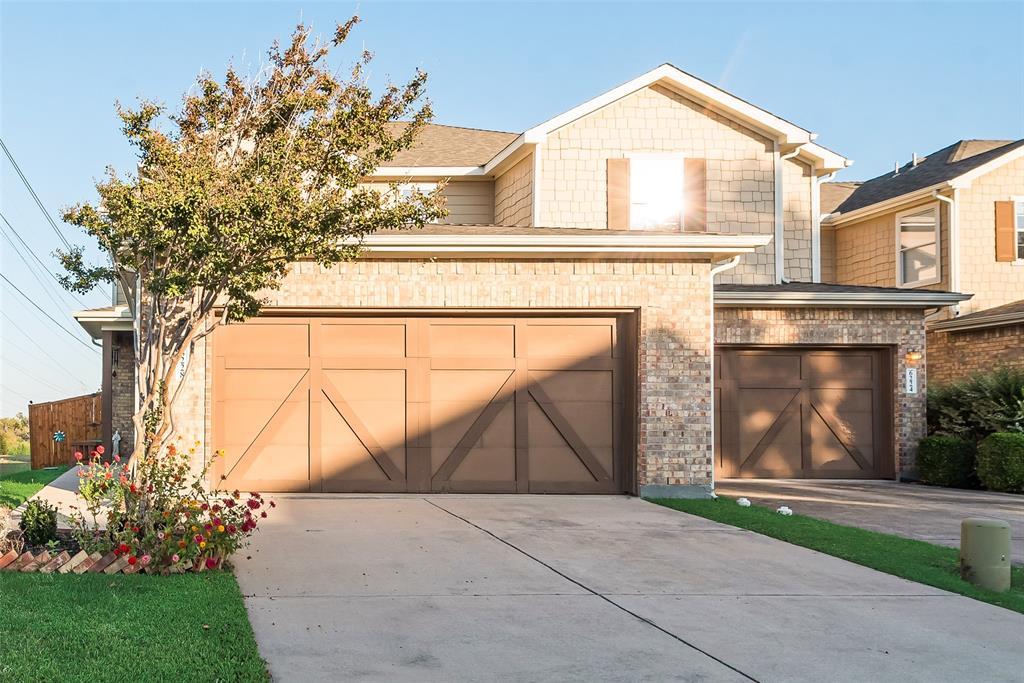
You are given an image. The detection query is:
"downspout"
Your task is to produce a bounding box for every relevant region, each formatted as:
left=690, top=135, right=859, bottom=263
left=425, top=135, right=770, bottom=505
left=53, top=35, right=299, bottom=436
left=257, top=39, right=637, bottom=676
left=812, top=172, right=837, bottom=283
left=708, top=255, right=742, bottom=495
left=932, top=189, right=961, bottom=315
left=774, top=142, right=804, bottom=283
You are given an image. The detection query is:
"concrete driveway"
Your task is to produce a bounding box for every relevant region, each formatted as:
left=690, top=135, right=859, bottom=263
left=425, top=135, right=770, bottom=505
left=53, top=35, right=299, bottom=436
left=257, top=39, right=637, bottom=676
left=717, top=479, right=1024, bottom=563
left=233, top=496, right=1023, bottom=682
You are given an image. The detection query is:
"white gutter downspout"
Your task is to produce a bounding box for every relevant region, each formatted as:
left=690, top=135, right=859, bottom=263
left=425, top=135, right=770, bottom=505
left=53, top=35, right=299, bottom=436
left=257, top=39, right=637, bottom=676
left=812, top=172, right=837, bottom=283
left=774, top=142, right=804, bottom=283
left=708, top=255, right=742, bottom=494
left=933, top=189, right=961, bottom=314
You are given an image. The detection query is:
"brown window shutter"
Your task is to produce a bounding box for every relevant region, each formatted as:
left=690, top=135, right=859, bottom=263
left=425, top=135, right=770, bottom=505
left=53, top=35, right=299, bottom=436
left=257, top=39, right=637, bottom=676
left=995, top=200, right=1016, bottom=262
left=684, top=158, right=707, bottom=232
left=607, top=158, right=630, bottom=230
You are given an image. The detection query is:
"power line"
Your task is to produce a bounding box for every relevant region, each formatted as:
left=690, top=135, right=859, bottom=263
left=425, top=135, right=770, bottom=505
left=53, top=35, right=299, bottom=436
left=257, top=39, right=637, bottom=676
left=0, top=319, right=91, bottom=391
left=0, top=272, right=99, bottom=353
left=0, top=384, right=33, bottom=403
left=2, top=358, right=72, bottom=395
left=0, top=210, right=89, bottom=309
left=0, top=228, right=78, bottom=319
left=0, top=136, right=73, bottom=250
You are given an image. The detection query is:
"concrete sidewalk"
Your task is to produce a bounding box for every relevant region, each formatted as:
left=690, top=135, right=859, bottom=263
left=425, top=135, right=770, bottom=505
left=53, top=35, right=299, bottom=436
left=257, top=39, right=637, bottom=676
left=717, top=479, right=1024, bottom=563
left=233, top=496, right=1024, bottom=682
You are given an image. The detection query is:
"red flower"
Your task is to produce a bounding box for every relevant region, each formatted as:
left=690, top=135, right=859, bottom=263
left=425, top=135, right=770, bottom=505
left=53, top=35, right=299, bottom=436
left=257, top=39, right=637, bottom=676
left=96, top=445, right=105, bottom=455
left=194, top=535, right=204, bottom=543
left=260, top=511, right=267, bottom=518
left=224, top=499, right=235, bottom=508
left=269, top=501, right=276, bottom=508
left=127, top=556, right=137, bottom=566
left=118, top=543, right=130, bottom=554
left=227, top=524, right=237, bottom=534
left=74, top=451, right=83, bottom=461
left=246, top=499, right=261, bottom=510
left=129, top=484, right=138, bottom=493
left=132, top=526, right=140, bottom=533
left=200, top=503, right=209, bottom=511
left=205, top=557, right=218, bottom=570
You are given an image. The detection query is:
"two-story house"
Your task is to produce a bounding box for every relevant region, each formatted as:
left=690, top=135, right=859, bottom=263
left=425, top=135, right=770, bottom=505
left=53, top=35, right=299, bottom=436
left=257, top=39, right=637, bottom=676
left=74, top=65, right=967, bottom=496
left=821, top=139, right=1024, bottom=384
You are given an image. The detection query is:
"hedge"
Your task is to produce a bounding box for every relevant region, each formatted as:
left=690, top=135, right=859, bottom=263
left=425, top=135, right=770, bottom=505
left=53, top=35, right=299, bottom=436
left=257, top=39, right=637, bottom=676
left=976, top=432, right=1024, bottom=493
left=916, top=436, right=977, bottom=488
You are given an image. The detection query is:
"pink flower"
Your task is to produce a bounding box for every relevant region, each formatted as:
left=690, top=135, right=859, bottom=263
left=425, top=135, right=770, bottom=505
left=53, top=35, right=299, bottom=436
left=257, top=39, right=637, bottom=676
left=74, top=451, right=83, bottom=461
left=114, top=455, right=121, bottom=462
left=96, top=445, right=105, bottom=455
left=157, top=532, right=165, bottom=540
left=247, top=499, right=261, bottom=510
left=205, top=557, right=218, bottom=570
left=140, top=555, right=151, bottom=566
left=171, top=554, right=180, bottom=563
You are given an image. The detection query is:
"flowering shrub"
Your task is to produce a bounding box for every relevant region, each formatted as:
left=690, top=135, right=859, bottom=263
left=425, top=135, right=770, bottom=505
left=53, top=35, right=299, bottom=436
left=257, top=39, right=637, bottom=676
left=69, top=442, right=273, bottom=572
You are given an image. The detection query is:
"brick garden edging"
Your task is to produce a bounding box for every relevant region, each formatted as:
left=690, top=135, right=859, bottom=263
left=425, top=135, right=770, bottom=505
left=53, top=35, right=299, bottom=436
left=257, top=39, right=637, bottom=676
left=0, top=548, right=210, bottom=574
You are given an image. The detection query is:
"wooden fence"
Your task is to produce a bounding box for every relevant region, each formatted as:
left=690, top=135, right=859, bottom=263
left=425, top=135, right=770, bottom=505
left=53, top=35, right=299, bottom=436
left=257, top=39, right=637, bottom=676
left=29, top=393, right=102, bottom=469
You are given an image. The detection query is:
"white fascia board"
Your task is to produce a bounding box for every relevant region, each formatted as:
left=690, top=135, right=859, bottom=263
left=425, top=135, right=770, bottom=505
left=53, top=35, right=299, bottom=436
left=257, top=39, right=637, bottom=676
left=929, top=310, right=1024, bottom=332
left=72, top=306, right=134, bottom=339
left=799, top=142, right=852, bottom=174
left=368, top=166, right=487, bottom=179
left=948, top=144, right=1024, bottom=188
left=357, top=232, right=772, bottom=259
left=517, top=64, right=814, bottom=148
left=483, top=134, right=530, bottom=175
left=714, top=290, right=972, bottom=308
left=824, top=182, right=954, bottom=226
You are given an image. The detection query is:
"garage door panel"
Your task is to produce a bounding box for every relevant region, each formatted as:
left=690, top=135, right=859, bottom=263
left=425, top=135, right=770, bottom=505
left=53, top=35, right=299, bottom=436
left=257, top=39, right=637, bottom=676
left=717, top=347, right=890, bottom=479
left=321, top=322, right=406, bottom=357
left=526, top=323, right=614, bottom=359
left=214, top=315, right=631, bottom=494
left=429, top=323, right=515, bottom=357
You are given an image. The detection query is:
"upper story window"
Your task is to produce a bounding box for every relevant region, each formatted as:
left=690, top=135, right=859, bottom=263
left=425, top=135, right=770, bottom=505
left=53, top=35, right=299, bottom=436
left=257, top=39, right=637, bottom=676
left=629, top=154, right=684, bottom=230
left=896, top=203, right=941, bottom=287
left=1016, top=200, right=1024, bottom=260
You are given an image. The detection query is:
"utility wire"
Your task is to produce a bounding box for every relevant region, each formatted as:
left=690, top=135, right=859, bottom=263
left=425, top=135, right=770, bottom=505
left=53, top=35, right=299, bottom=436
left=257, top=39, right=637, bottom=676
left=0, top=136, right=73, bottom=250
left=0, top=272, right=99, bottom=353
left=0, top=228, right=78, bottom=319
left=2, top=358, right=72, bottom=395
left=0, top=319, right=91, bottom=391
left=0, top=384, right=33, bottom=403
left=0, top=210, right=89, bottom=309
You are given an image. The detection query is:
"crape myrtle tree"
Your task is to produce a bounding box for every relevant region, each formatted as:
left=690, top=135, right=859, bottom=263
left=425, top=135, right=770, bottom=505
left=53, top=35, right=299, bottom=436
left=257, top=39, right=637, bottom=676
left=59, top=17, right=447, bottom=470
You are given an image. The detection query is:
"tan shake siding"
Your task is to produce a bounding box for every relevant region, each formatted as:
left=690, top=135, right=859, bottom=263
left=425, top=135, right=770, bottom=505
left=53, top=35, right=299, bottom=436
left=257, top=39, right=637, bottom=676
left=782, top=157, right=813, bottom=281
left=715, top=307, right=928, bottom=476
left=493, top=153, right=534, bottom=226
left=363, top=180, right=495, bottom=225
left=957, top=155, right=1024, bottom=315
left=537, top=84, right=776, bottom=284
left=928, top=323, right=1024, bottom=385
left=173, top=258, right=718, bottom=492
left=820, top=226, right=836, bottom=283
left=833, top=199, right=950, bottom=291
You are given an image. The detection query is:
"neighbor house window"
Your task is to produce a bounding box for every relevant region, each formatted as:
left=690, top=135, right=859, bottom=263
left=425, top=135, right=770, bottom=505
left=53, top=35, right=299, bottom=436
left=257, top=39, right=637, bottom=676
left=1016, top=200, right=1024, bottom=260
left=896, top=204, right=940, bottom=287
left=629, top=154, right=684, bottom=230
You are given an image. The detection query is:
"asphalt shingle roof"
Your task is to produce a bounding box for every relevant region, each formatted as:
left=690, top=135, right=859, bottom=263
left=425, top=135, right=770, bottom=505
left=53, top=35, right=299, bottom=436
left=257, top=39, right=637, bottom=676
left=829, top=139, right=1024, bottom=215
left=381, top=123, right=519, bottom=167
left=715, top=282, right=960, bottom=295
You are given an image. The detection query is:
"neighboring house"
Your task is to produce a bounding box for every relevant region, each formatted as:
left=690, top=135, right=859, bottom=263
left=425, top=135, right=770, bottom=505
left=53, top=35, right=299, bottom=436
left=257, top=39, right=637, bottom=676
left=73, top=64, right=967, bottom=494
left=821, top=139, right=1024, bottom=383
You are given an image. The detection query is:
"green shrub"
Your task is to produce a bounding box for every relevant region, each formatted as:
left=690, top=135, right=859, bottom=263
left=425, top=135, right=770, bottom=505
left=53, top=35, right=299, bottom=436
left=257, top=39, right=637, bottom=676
left=976, top=432, right=1024, bottom=493
left=19, top=499, right=58, bottom=546
left=928, top=367, right=1024, bottom=441
left=917, top=435, right=977, bottom=488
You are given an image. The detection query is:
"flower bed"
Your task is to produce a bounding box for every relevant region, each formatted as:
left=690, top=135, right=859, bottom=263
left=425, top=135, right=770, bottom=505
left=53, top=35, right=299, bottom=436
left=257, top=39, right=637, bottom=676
left=62, top=442, right=272, bottom=574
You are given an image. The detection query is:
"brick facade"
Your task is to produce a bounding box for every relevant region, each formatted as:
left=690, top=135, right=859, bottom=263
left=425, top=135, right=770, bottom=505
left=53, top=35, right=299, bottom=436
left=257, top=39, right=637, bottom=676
left=173, top=257, right=718, bottom=495
left=927, top=323, right=1024, bottom=385
left=715, top=307, right=928, bottom=476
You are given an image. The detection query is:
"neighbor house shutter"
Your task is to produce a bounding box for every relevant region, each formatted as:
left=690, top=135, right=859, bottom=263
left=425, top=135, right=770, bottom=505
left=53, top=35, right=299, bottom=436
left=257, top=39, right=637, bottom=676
left=995, top=200, right=1016, bottom=262
left=684, top=158, right=707, bottom=232
left=607, top=158, right=630, bottom=230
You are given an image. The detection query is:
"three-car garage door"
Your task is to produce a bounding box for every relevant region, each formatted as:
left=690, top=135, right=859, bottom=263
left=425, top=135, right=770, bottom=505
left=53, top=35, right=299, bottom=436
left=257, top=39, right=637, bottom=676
left=715, top=347, right=893, bottom=479
left=212, top=315, right=633, bottom=494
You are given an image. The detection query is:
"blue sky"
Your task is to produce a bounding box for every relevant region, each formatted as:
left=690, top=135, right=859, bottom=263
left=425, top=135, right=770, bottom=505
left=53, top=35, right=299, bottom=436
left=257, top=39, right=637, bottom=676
left=1, top=1, right=1022, bottom=416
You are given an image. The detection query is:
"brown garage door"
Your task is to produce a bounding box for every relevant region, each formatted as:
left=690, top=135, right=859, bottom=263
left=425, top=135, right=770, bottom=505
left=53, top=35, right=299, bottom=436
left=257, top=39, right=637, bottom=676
left=715, top=347, right=893, bottom=479
left=212, top=315, right=633, bottom=494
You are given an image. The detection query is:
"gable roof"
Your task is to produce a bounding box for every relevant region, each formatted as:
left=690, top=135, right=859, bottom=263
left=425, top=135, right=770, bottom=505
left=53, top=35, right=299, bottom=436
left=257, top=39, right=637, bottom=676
left=375, top=64, right=850, bottom=176
left=820, top=182, right=862, bottom=214
left=383, top=123, right=518, bottom=167
left=929, top=298, right=1024, bottom=332
left=828, top=139, right=1024, bottom=217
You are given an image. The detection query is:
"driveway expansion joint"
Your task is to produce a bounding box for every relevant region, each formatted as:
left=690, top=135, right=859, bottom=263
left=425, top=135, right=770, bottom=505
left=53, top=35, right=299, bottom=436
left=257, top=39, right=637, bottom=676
left=423, top=498, right=761, bottom=683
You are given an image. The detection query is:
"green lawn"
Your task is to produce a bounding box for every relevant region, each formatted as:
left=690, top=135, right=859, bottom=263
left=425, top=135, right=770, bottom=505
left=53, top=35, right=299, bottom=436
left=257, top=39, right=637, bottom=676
left=649, top=497, right=1024, bottom=615
left=0, top=466, right=68, bottom=508
left=0, top=572, right=267, bottom=682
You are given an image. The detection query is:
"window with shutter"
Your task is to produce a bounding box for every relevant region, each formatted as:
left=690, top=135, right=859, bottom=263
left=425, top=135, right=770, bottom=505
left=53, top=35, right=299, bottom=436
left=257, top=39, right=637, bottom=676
left=994, top=200, right=1017, bottom=262
left=628, top=154, right=685, bottom=230
left=1015, top=200, right=1024, bottom=261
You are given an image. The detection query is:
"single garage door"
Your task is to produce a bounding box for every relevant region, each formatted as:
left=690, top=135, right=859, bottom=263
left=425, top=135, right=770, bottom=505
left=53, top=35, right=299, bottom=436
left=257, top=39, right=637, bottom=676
left=212, top=315, right=633, bottom=494
left=715, top=347, right=893, bottom=479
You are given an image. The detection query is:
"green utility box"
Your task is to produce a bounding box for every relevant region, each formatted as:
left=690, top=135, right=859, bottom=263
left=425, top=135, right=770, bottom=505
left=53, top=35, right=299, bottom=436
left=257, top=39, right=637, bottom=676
left=960, top=517, right=1012, bottom=593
